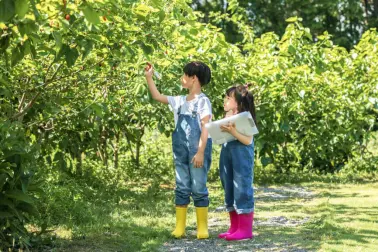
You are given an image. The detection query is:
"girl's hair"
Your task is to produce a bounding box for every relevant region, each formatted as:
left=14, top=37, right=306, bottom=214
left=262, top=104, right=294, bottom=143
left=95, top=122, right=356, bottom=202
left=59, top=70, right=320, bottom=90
left=183, top=61, right=211, bottom=86
left=226, top=83, right=257, bottom=125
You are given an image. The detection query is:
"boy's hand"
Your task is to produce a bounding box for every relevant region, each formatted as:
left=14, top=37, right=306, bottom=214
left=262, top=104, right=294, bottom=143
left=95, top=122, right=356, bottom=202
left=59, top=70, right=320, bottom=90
left=144, top=62, right=153, bottom=78
left=191, top=151, right=204, bottom=168
left=220, top=122, right=237, bottom=136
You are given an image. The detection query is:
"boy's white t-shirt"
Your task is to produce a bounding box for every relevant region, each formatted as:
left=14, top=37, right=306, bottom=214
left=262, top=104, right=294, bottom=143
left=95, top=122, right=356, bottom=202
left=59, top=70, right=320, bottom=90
left=167, top=93, right=212, bottom=131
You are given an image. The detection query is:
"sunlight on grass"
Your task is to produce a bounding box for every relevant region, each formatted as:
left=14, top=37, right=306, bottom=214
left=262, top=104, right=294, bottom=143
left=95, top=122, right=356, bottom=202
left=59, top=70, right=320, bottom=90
left=44, top=180, right=378, bottom=251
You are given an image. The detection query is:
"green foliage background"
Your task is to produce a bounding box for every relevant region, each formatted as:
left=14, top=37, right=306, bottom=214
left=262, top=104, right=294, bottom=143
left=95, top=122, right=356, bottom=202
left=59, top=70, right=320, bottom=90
left=0, top=0, right=377, bottom=249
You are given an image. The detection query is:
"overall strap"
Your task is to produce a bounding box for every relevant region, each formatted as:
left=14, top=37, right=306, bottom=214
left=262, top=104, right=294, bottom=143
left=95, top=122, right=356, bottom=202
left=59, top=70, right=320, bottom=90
left=177, top=96, right=186, bottom=116
left=192, top=93, right=206, bottom=117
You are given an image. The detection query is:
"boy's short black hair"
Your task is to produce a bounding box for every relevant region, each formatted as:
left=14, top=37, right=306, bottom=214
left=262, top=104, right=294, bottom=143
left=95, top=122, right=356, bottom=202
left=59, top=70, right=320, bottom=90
left=183, top=61, right=211, bottom=86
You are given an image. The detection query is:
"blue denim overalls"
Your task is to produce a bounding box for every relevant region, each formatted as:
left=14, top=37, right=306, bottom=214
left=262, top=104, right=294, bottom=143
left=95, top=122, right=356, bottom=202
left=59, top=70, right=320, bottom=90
left=172, top=97, right=212, bottom=207
left=219, top=140, right=255, bottom=214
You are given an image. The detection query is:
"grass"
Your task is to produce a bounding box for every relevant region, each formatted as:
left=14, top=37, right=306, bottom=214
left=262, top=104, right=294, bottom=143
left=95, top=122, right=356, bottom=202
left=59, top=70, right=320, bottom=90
left=257, top=183, right=378, bottom=252
left=29, top=131, right=378, bottom=251
left=34, top=180, right=378, bottom=252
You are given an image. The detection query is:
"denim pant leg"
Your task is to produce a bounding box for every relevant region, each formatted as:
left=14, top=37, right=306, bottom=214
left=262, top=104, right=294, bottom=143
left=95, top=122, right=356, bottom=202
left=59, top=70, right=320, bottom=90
left=190, top=140, right=212, bottom=207
left=173, top=144, right=191, bottom=206
left=219, top=144, right=235, bottom=212
left=232, top=143, right=254, bottom=214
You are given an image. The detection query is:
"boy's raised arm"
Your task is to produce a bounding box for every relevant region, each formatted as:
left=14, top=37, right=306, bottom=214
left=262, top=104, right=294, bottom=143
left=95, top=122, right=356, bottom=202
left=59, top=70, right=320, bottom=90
left=145, top=63, right=168, bottom=104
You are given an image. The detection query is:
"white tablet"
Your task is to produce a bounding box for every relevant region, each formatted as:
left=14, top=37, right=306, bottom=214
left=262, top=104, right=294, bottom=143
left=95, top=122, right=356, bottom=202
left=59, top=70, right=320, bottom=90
left=205, top=111, right=258, bottom=145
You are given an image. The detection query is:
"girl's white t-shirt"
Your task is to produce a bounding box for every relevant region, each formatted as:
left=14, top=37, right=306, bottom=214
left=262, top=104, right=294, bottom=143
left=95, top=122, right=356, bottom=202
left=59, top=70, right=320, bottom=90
left=167, top=93, right=212, bottom=130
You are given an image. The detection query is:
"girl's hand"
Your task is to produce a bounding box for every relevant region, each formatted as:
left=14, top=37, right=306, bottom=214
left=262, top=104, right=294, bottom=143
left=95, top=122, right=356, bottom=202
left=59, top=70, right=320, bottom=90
left=191, top=151, right=204, bottom=168
left=220, top=122, right=237, bottom=136
left=144, top=62, right=153, bottom=78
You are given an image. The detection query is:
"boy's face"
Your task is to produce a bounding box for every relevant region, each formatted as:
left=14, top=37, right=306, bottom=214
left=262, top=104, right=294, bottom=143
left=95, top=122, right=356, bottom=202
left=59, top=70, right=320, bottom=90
left=180, top=74, right=196, bottom=89
left=224, top=94, right=237, bottom=112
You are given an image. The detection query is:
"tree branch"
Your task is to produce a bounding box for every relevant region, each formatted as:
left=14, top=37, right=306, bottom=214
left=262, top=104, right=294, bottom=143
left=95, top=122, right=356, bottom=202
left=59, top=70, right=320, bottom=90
left=11, top=92, right=41, bottom=120
left=31, top=58, right=106, bottom=91
left=44, top=60, right=55, bottom=83
left=18, top=93, right=26, bottom=112
left=17, top=77, right=31, bottom=112
left=11, top=65, right=62, bottom=120
left=49, top=58, right=106, bottom=85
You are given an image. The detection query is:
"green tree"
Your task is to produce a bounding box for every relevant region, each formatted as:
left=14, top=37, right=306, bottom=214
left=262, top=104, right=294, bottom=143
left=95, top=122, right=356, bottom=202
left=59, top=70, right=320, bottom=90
left=191, top=0, right=378, bottom=50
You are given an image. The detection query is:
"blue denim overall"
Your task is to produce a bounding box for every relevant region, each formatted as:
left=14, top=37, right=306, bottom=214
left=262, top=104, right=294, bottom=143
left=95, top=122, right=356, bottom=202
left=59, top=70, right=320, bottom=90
left=219, top=140, right=254, bottom=214
left=172, top=98, right=212, bottom=207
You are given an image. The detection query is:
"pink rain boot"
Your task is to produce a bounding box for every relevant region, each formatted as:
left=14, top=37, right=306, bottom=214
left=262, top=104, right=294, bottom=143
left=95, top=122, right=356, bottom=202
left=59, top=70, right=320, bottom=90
left=218, top=211, right=238, bottom=239
left=225, top=212, right=253, bottom=241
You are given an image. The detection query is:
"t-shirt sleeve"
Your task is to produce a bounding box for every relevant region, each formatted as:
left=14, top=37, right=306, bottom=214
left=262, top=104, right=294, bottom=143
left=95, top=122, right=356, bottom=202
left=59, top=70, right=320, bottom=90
left=198, top=97, right=212, bottom=120
left=167, top=95, right=182, bottom=114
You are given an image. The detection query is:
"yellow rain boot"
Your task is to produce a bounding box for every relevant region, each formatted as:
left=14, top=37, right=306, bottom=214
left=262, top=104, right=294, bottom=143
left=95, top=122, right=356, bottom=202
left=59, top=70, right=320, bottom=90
left=171, top=206, right=187, bottom=238
left=196, top=207, right=209, bottom=239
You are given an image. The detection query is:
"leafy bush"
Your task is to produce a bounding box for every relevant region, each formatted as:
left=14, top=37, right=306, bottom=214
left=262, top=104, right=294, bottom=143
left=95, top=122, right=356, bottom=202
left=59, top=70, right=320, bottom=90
left=0, top=121, right=38, bottom=249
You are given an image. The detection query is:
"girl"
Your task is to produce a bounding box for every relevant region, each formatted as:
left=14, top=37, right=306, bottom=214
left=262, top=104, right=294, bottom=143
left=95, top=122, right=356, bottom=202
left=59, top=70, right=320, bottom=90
left=218, top=84, right=257, bottom=241
left=144, top=61, right=213, bottom=239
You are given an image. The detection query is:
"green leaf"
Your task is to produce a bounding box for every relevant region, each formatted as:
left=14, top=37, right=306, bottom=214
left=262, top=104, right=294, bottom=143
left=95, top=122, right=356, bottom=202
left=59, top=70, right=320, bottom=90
left=285, top=16, right=298, bottom=23
left=15, top=0, right=29, bottom=18
left=0, top=174, right=8, bottom=191
left=54, top=151, right=63, bottom=162
left=157, top=123, right=164, bottom=133
left=66, top=47, right=79, bottom=67
left=5, top=190, right=34, bottom=204
left=18, top=20, right=38, bottom=36
left=23, top=39, right=31, bottom=55
left=90, top=103, right=103, bottom=118
left=0, top=33, right=10, bottom=51
left=52, top=31, right=62, bottom=48
left=280, top=121, right=290, bottom=133
left=0, top=168, right=14, bottom=178
left=189, top=28, right=198, bottom=36
left=151, top=0, right=164, bottom=9
left=134, top=4, right=151, bottom=17
left=82, top=5, right=100, bottom=25
left=11, top=45, right=25, bottom=66
left=0, top=0, right=15, bottom=22
left=261, top=156, right=272, bottom=167
left=82, top=40, right=93, bottom=60
left=288, top=45, right=296, bottom=55
left=56, top=44, right=69, bottom=62
left=30, top=44, right=37, bottom=58
left=17, top=202, right=39, bottom=215
left=141, top=43, right=153, bottom=56
left=0, top=198, right=14, bottom=208
left=56, top=44, right=79, bottom=67
left=21, top=177, right=29, bottom=193
left=158, top=10, right=165, bottom=22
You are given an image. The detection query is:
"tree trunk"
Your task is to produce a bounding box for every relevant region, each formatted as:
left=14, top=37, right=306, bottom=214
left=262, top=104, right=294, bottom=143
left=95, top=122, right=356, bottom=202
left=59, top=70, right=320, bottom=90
left=76, top=149, right=83, bottom=176
left=135, top=125, right=145, bottom=169
left=99, top=125, right=108, bottom=167
left=114, top=131, right=120, bottom=169
left=364, top=0, right=369, bottom=25
left=374, top=0, right=378, bottom=17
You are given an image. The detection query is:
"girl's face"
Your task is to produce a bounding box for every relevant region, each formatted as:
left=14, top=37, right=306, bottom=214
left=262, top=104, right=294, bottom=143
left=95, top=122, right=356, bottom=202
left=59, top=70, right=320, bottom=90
left=180, top=74, right=196, bottom=89
left=223, top=93, right=237, bottom=112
